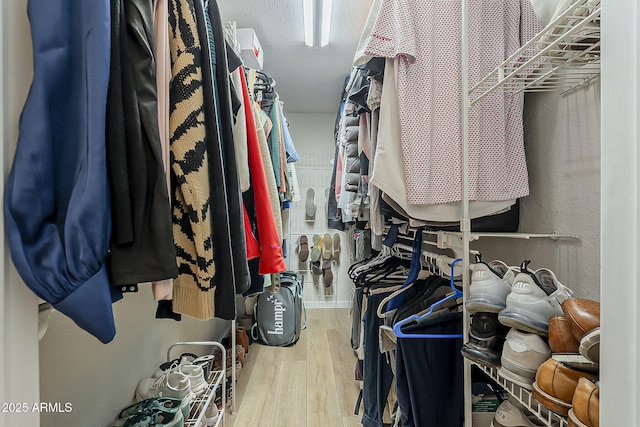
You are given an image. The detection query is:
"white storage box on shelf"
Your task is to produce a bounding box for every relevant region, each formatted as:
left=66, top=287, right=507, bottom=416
left=236, top=28, right=264, bottom=70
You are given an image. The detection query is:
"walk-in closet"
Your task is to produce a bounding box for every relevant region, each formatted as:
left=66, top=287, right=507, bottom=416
left=0, top=0, right=638, bottom=426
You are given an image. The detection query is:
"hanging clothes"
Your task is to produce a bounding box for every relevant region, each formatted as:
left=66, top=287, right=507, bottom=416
left=168, top=0, right=216, bottom=320
left=251, top=100, right=284, bottom=242
left=231, top=68, right=251, bottom=193
left=238, top=67, right=287, bottom=275
left=106, top=0, right=178, bottom=288
left=199, top=0, right=251, bottom=301
left=152, top=0, right=175, bottom=304
left=364, top=0, right=540, bottom=205
left=5, top=0, right=120, bottom=343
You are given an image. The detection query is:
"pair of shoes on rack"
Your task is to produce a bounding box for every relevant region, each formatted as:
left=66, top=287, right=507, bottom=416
left=461, top=316, right=552, bottom=391
left=114, top=398, right=186, bottom=427
left=466, top=256, right=574, bottom=336
left=138, top=362, right=207, bottom=403
left=532, top=358, right=598, bottom=418
left=498, top=260, right=574, bottom=336
left=568, top=378, right=600, bottom=427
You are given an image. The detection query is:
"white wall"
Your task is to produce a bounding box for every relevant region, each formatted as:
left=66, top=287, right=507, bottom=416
left=39, top=292, right=224, bottom=426
left=475, top=84, right=601, bottom=300
left=600, top=0, right=640, bottom=424
left=285, top=112, right=353, bottom=306
left=1, top=1, right=41, bottom=426
left=0, top=2, right=231, bottom=427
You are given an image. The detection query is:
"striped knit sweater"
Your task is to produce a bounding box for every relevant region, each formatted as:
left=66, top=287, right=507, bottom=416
left=168, top=0, right=215, bottom=320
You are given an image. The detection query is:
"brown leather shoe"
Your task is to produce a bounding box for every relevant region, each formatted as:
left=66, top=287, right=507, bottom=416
left=568, top=377, right=599, bottom=427
left=548, top=315, right=580, bottom=353
left=562, top=298, right=600, bottom=341
left=532, top=358, right=598, bottom=416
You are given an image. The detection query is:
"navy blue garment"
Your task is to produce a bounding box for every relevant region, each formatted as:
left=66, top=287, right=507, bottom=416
left=362, top=288, right=395, bottom=427
left=4, top=0, right=121, bottom=343
left=396, top=312, right=464, bottom=427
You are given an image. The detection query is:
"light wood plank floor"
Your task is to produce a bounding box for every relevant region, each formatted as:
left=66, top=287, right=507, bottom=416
left=225, top=308, right=362, bottom=427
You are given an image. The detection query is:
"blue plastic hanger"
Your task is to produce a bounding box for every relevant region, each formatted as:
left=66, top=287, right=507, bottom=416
left=392, top=258, right=464, bottom=339
left=384, top=228, right=423, bottom=312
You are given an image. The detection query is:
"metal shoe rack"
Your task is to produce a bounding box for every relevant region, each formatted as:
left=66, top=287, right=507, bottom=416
left=166, top=341, right=227, bottom=427
left=458, top=0, right=601, bottom=425
left=475, top=364, right=568, bottom=427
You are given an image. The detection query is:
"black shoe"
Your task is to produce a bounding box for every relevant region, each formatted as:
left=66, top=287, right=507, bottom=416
left=461, top=312, right=508, bottom=367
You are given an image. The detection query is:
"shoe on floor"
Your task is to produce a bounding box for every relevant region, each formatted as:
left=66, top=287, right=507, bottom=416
left=499, top=328, right=551, bottom=390
left=461, top=312, right=509, bottom=367
left=466, top=255, right=517, bottom=313
left=498, top=261, right=573, bottom=335
left=297, top=235, right=309, bottom=262
left=532, top=358, right=598, bottom=416
left=568, top=377, right=599, bottom=427
left=323, top=260, right=333, bottom=287
left=305, top=188, right=316, bottom=220
left=491, top=400, right=544, bottom=427
left=332, top=233, right=341, bottom=261
left=310, top=235, right=321, bottom=262
left=322, top=233, right=332, bottom=260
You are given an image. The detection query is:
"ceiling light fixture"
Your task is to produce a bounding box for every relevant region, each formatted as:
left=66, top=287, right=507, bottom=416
left=303, top=0, right=333, bottom=48
left=320, top=0, right=332, bottom=47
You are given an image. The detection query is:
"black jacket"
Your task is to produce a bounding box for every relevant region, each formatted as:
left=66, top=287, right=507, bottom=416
left=106, top=0, right=177, bottom=286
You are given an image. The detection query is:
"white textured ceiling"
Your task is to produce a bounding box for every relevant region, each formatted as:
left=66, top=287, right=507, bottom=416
left=218, top=0, right=374, bottom=114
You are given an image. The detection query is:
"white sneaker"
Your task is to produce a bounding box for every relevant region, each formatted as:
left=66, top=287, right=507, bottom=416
left=466, top=256, right=517, bottom=313
left=492, top=400, right=544, bottom=427
left=136, top=371, right=195, bottom=403
left=498, top=328, right=551, bottom=390
left=498, top=262, right=573, bottom=335
left=179, top=364, right=207, bottom=396
left=153, top=354, right=196, bottom=378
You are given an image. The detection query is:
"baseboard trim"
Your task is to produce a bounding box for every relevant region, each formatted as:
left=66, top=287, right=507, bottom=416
left=303, top=300, right=351, bottom=309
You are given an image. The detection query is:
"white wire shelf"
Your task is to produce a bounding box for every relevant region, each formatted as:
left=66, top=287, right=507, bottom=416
left=166, top=341, right=227, bottom=427
left=185, top=369, right=226, bottom=427
left=470, top=0, right=601, bottom=105
left=425, top=231, right=580, bottom=253
left=475, top=364, right=568, bottom=427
